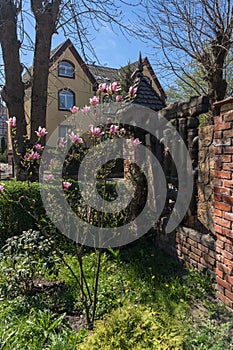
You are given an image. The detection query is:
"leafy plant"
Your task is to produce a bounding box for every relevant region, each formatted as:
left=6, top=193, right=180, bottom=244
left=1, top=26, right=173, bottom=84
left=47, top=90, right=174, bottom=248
left=0, top=230, right=61, bottom=296
left=77, top=303, right=185, bottom=349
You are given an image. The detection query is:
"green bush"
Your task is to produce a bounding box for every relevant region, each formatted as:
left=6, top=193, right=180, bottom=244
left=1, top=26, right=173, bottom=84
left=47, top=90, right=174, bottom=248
left=77, top=303, right=185, bottom=350
left=0, top=181, right=45, bottom=245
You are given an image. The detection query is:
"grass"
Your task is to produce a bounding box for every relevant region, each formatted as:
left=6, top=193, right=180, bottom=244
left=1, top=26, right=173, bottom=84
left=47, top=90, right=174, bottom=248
left=0, top=233, right=232, bottom=349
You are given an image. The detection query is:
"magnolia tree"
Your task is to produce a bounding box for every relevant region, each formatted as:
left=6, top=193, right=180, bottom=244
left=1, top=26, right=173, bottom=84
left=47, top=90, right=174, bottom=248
left=2, top=81, right=143, bottom=329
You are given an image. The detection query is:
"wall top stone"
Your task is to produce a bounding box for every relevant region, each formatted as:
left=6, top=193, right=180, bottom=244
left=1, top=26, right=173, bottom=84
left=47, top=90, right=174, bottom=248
left=213, top=97, right=233, bottom=113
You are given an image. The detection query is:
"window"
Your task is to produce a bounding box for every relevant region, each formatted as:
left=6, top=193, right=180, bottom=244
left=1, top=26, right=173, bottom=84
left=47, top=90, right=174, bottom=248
left=59, top=125, right=70, bottom=140
left=58, top=89, right=75, bottom=110
left=58, top=61, right=75, bottom=78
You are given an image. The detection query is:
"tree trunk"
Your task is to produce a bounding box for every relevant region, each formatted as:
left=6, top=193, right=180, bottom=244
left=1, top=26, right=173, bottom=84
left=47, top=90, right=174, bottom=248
left=0, top=0, right=27, bottom=180
left=30, top=0, right=61, bottom=146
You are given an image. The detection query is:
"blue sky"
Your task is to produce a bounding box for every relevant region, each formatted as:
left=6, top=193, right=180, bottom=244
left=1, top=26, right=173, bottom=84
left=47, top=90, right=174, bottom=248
left=20, top=1, right=162, bottom=78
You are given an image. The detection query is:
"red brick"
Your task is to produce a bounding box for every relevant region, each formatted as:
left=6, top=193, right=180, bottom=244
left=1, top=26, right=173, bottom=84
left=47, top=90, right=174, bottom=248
left=222, top=194, right=233, bottom=205
left=191, top=246, right=202, bottom=257
left=216, top=276, right=231, bottom=290
left=216, top=239, right=224, bottom=249
left=226, top=275, right=233, bottom=286
left=214, top=138, right=231, bottom=147
left=214, top=201, right=231, bottom=212
left=216, top=267, right=224, bottom=279
left=223, top=163, right=233, bottom=171
left=214, top=193, right=222, bottom=201
left=214, top=224, right=223, bottom=234
left=214, top=170, right=232, bottom=179
left=224, top=129, right=233, bottom=137
left=214, top=115, right=223, bottom=123
left=216, top=291, right=233, bottom=308
left=216, top=233, right=233, bottom=245
left=214, top=122, right=231, bottom=131
left=214, top=130, right=222, bottom=139
left=225, top=146, right=233, bottom=154
left=222, top=250, right=233, bottom=261
left=225, top=243, right=233, bottom=253
left=216, top=261, right=232, bottom=275
left=224, top=113, right=233, bottom=122
left=223, top=212, right=233, bottom=222
left=187, top=238, right=198, bottom=247
left=214, top=146, right=223, bottom=154
left=215, top=217, right=231, bottom=228
left=225, top=289, right=233, bottom=301
left=222, top=227, right=233, bottom=238
left=214, top=208, right=222, bottom=217
left=214, top=187, right=231, bottom=196
left=223, top=179, right=233, bottom=188
left=214, top=178, right=223, bottom=186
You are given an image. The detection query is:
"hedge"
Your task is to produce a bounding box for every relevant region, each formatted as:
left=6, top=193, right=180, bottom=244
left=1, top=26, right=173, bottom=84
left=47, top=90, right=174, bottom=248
left=0, top=181, right=45, bottom=245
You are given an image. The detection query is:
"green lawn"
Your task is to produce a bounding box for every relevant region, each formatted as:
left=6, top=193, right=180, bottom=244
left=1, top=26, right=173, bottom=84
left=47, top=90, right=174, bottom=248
left=0, top=233, right=232, bottom=349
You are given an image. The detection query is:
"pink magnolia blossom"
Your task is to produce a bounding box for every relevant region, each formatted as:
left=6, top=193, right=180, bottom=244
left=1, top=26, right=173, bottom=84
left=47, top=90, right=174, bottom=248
left=69, top=131, right=83, bottom=145
left=70, top=106, right=79, bottom=114
left=7, top=116, right=16, bottom=127
left=59, top=137, right=66, bottom=151
left=90, top=96, right=99, bottom=106
left=81, top=105, right=91, bottom=114
left=106, top=117, right=111, bottom=124
left=131, top=137, right=142, bottom=147
left=94, top=111, right=99, bottom=120
left=46, top=174, right=54, bottom=181
left=35, top=143, right=44, bottom=151
left=63, top=181, right=72, bottom=189
left=98, top=83, right=107, bottom=93
left=0, top=185, right=4, bottom=192
left=109, top=124, right=119, bottom=135
left=89, top=124, right=101, bottom=137
left=129, top=86, right=137, bottom=97
left=111, top=81, right=119, bottom=93
left=35, top=126, right=48, bottom=138
left=116, top=95, right=123, bottom=102
left=24, top=150, right=41, bottom=161
left=50, top=159, right=54, bottom=166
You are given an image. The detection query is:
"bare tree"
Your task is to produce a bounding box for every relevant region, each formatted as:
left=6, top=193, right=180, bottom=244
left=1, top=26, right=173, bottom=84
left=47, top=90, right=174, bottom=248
left=0, top=0, right=142, bottom=179
left=137, top=0, right=233, bottom=114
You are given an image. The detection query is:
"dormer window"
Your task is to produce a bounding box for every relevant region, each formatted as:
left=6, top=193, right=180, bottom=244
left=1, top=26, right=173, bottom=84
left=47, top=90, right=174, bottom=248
left=58, top=61, right=75, bottom=78
left=58, top=89, right=75, bottom=110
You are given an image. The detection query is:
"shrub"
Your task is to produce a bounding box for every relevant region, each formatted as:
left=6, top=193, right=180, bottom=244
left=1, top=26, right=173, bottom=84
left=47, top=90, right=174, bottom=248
left=77, top=303, right=185, bottom=349
left=0, top=181, right=45, bottom=245
left=0, top=229, right=61, bottom=296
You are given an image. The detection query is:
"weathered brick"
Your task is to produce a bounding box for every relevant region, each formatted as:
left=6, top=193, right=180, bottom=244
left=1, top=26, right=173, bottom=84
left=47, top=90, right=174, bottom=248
left=225, top=289, right=233, bottom=301
left=214, top=115, right=223, bottom=124
left=216, top=291, right=233, bottom=308
left=216, top=267, right=224, bottom=279
left=224, top=113, right=233, bottom=122
left=214, top=122, right=231, bottom=131
left=214, top=186, right=231, bottom=196
left=225, top=146, right=233, bottom=154
left=215, top=216, right=231, bottom=229
left=214, top=201, right=231, bottom=212
left=224, top=129, right=233, bottom=138
left=223, top=212, right=233, bottom=222
left=214, top=170, right=232, bottom=179
left=214, top=130, right=222, bottom=139
left=223, top=179, right=233, bottom=188
left=216, top=276, right=232, bottom=290
left=214, top=224, right=223, bottom=234
left=214, top=208, right=222, bottom=217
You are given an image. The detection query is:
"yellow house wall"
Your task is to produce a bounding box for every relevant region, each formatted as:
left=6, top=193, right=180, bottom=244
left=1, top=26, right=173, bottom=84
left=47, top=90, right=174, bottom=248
left=46, top=47, right=94, bottom=139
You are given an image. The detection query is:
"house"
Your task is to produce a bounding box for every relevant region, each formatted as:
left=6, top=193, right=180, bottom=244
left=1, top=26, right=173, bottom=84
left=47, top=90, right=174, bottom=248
left=0, top=103, right=7, bottom=149
left=23, top=39, right=166, bottom=141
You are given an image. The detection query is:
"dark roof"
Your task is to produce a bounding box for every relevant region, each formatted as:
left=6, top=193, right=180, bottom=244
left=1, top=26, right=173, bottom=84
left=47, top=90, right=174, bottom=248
left=23, top=39, right=166, bottom=106
left=87, top=64, right=120, bottom=84
left=130, top=54, right=166, bottom=111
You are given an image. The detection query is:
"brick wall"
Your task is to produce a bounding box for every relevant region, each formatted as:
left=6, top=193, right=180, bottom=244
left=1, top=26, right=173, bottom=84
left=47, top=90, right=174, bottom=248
left=156, top=97, right=233, bottom=311
left=213, top=98, right=233, bottom=309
